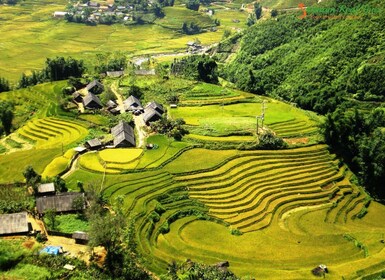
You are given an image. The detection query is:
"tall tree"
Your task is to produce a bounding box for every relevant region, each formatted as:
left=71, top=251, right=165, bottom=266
left=0, top=101, right=14, bottom=135
left=0, top=77, right=10, bottom=93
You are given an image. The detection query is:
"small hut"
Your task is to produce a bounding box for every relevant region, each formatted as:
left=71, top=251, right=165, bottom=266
left=72, top=231, right=89, bottom=244
left=85, top=80, right=104, bottom=94
left=85, top=138, right=102, bottom=150
left=0, top=212, right=30, bottom=236
left=37, top=183, right=55, bottom=196
left=83, top=93, right=103, bottom=109
left=142, top=108, right=162, bottom=125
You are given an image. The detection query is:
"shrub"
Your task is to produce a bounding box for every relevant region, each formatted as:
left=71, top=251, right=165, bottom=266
left=230, top=228, right=243, bottom=236
left=257, top=132, right=288, bottom=149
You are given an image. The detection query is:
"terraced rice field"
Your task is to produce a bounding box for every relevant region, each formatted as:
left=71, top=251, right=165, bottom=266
left=170, top=99, right=320, bottom=139
left=98, top=144, right=385, bottom=278
left=17, top=117, right=88, bottom=148
left=78, top=135, right=191, bottom=173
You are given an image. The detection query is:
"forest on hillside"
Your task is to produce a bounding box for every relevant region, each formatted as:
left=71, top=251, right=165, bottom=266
left=220, top=0, right=385, bottom=199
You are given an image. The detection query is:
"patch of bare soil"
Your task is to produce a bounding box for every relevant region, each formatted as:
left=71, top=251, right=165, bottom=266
left=284, top=137, right=309, bottom=145
left=22, top=239, right=36, bottom=249
left=46, top=236, right=90, bottom=263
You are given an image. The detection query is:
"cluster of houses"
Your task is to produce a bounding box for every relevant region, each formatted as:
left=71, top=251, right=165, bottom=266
left=0, top=183, right=88, bottom=243
left=54, top=1, right=136, bottom=23
left=73, top=79, right=165, bottom=125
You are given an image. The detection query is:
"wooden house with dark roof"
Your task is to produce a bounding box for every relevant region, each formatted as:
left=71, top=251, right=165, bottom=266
left=111, top=121, right=136, bottom=147
left=83, top=93, right=103, bottom=109
left=72, top=231, right=89, bottom=244
left=36, top=193, right=86, bottom=214
left=85, top=138, right=102, bottom=150
left=146, top=101, right=164, bottom=114
left=123, top=95, right=143, bottom=112
left=85, top=80, right=104, bottom=94
left=106, top=100, right=117, bottom=110
left=38, top=183, right=55, bottom=196
left=72, top=91, right=83, bottom=103
left=142, top=108, right=162, bottom=125
left=0, top=212, right=30, bottom=236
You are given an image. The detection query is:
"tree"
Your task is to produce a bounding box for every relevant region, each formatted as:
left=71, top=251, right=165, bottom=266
left=54, top=176, right=67, bottom=193
left=45, top=208, right=58, bottom=230
left=0, top=101, right=14, bottom=135
left=87, top=195, right=150, bottom=279
left=247, top=13, right=256, bottom=26
left=257, top=132, right=287, bottom=149
left=23, top=166, right=41, bottom=192
left=271, top=9, right=278, bottom=17
left=0, top=77, right=10, bottom=93
left=186, top=0, right=199, bottom=11
left=254, top=2, right=262, bottom=19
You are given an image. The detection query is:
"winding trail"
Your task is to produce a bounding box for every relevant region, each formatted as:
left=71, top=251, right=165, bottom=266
left=110, top=81, right=125, bottom=114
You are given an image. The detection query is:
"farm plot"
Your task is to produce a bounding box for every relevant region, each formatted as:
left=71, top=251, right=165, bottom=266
left=17, top=117, right=88, bottom=148
left=170, top=98, right=320, bottom=138
left=96, top=144, right=385, bottom=279
left=78, top=135, right=191, bottom=173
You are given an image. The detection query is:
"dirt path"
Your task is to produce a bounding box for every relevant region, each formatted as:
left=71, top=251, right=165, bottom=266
left=111, top=81, right=125, bottom=114
left=61, top=157, right=79, bottom=179
left=133, top=115, right=147, bottom=148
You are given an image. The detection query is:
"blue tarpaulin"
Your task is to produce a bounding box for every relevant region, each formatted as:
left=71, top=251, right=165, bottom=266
left=39, top=246, right=63, bottom=255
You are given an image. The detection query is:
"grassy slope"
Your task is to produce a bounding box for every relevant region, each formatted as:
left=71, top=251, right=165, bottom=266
left=0, top=0, right=247, bottom=81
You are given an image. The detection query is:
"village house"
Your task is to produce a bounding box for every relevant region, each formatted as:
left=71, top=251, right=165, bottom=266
left=111, top=120, right=136, bottom=147
left=123, top=95, right=143, bottom=112
left=0, top=212, right=30, bottom=236
left=146, top=101, right=164, bottom=114
left=106, top=70, right=124, bottom=77
left=73, top=231, right=89, bottom=244
left=36, top=192, right=86, bottom=215
left=85, top=138, right=102, bottom=150
left=106, top=99, right=117, bottom=110
left=83, top=93, right=103, bottom=109
left=142, top=107, right=162, bottom=125
left=85, top=80, right=104, bottom=94
left=37, top=182, right=55, bottom=196
left=72, top=91, right=83, bottom=103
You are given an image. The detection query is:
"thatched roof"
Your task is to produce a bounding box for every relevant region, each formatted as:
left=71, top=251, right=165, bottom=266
left=36, top=193, right=85, bottom=214
left=142, top=108, right=162, bottom=125
left=111, top=121, right=136, bottom=147
left=38, top=183, right=55, bottom=194
left=106, top=100, right=117, bottom=109
left=85, top=80, right=104, bottom=92
left=123, top=95, right=142, bottom=110
left=146, top=101, right=164, bottom=114
left=83, top=93, right=103, bottom=109
left=0, top=212, right=29, bottom=235
left=86, top=138, right=102, bottom=148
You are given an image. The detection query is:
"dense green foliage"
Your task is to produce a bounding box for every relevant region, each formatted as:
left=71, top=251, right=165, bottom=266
left=18, top=57, right=85, bottom=88
left=161, top=260, right=240, bottom=280
left=150, top=117, right=189, bottom=140
left=0, top=77, right=10, bottom=93
left=87, top=193, right=150, bottom=279
left=0, top=185, right=34, bottom=214
left=322, top=108, right=385, bottom=198
left=221, top=1, right=385, bottom=199
left=0, top=101, right=14, bottom=135
left=186, top=0, right=200, bottom=11
left=95, top=52, right=127, bottom=74
left=224, top=10, right=385, bottom=114
left=171, top=55, right=218, bottom=83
